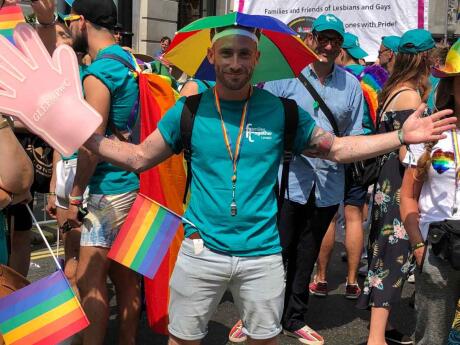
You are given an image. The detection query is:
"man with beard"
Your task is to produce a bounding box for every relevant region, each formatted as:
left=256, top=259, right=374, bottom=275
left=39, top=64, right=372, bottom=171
left=78, top=23, right=455, bottom=345
left=65, top=0, right=141, bottom=344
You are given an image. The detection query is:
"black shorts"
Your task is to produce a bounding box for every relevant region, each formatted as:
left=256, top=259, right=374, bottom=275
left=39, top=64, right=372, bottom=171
left=6, top=200, right=33, bottom=232
left=344, top=165, right=367, bottom=207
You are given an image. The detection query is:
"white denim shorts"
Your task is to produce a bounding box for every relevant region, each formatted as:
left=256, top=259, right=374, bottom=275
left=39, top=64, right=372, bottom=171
left=168, top=238, right=285, bottom=341
left=80, top=190, right=137, bottom=248
left=54, top=159, right=88, bottom=209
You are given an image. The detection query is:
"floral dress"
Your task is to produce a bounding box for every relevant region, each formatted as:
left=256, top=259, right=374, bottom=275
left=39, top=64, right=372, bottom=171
left=357, top=109, right=414, bottom=309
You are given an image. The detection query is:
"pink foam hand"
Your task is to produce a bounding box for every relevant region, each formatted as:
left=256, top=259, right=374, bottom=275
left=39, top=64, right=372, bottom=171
left=0, top=23, right=102, bottom=156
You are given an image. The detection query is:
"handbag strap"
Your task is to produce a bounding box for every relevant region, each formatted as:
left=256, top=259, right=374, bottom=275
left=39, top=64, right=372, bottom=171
left=298, top=72, right=341, bottom=137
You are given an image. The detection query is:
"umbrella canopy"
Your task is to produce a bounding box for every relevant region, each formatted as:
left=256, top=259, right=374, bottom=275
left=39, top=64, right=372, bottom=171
left=164, top=11, right=318, bottom=83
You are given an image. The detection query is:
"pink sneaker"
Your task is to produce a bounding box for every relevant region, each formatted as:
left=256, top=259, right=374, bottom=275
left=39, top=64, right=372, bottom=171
left=308, top=279, right=328, bottom=297
left=228, top=320, right=247, bottom=343
left=284, top=325, right=325, bottom=345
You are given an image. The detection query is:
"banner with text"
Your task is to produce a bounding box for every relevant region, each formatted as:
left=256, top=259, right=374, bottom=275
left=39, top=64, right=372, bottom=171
left=234, top=0, right=428, bottom=61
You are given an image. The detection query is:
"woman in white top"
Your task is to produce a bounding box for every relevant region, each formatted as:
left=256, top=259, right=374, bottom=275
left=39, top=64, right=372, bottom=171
left=400, top=39, right=460, bottom=345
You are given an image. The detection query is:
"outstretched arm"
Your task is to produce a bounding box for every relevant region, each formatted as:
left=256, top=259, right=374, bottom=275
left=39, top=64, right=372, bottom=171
left=84, top=129, right=174, bottom=174
left=304, top=105, right=455, bottom=163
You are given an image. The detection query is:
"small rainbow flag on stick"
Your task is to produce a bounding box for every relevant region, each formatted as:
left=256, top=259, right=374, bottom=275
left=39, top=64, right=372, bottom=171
left=0, top=270, right=89, bottom=345
left=0, top=5, right=25, bottom=44
left=108, top=193, right=189, bottom=279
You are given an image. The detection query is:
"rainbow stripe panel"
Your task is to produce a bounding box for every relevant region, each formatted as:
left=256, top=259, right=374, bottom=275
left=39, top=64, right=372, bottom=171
left=445, top=39, right=460, bottom=74
left=0, top=6, right=25, bottom=44
left=0, top=270, right=89, bottom=345
left=108, top=194, right=182, bottom=279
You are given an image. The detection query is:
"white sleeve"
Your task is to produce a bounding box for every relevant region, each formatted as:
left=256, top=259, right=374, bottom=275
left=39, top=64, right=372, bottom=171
left=403, top=143, right=425, bottom=167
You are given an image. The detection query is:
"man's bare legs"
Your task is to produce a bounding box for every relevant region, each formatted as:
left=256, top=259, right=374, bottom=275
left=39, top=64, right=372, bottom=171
left=168, top=335, right=278, bottom=345
left=344, top=204, right=364, bottom=284
left=315, top=214, right=337, bottom=283
left=109, top=262, right=141, bottom=345
left=76, top=246, right=111, bottom=345
left=9, top=227, right=31, bottom=277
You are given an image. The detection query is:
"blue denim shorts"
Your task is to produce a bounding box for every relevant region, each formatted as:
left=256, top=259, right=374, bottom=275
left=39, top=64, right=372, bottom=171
left=80, top=190, right=137, bottom=248
left=168, top=238, right=285, bottom=341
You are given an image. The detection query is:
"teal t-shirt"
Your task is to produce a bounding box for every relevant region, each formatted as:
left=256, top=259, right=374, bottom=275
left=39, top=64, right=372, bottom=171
left=82, top=45, right=139, bottom=195
left=158, top=87, right=316, bottom=256
left=0, top=212, right=7, bottom=265
left=346, top=64, right=373, bottom=134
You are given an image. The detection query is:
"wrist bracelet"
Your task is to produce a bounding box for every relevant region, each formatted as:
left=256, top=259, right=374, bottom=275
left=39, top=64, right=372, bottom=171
left=69, top=195, right=83, bottom=201
left=0, top=117, right=10, bottom=130
left=69, top=199, right=83, bottom=206
left=412, top=242, right=425, bottom=251
left=397, top=129, right=405, bottom=145
left=37, top=14, right=58, bottom=27
left=47, top=192, right=56, bottom=196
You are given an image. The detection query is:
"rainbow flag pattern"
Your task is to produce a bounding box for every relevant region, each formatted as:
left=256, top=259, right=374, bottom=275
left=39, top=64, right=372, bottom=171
left=0, top=6, right=25, bottom=44
left=108, top=193, right=182, bottom=279
left=0, top=270, right=88, bottom=345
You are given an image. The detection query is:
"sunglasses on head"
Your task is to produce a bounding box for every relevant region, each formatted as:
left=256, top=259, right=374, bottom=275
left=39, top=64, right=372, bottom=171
left=63, top=14, right=81, bottom=28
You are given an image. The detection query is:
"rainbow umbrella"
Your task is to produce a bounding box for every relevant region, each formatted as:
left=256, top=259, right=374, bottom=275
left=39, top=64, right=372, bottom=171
left=163, top=12, right=318, bottom=83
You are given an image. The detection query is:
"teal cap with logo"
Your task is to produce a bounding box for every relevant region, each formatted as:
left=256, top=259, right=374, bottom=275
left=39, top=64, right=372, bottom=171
left=342, top=32, right=368, bottom=59
left=381, top=35, right=401, bottom=52
left=312, top=14, right=345, bottom=38
left=398, top=29, right=435, bottom=54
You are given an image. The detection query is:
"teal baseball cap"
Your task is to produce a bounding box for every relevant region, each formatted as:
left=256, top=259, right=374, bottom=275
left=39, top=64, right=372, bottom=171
left=398, top=29, right=435, bottom=54
left=312, top=14, right=345, bottom=38
left=342, top=32, right=368, bottom=59
left=381, top=35, right=401, bottom=52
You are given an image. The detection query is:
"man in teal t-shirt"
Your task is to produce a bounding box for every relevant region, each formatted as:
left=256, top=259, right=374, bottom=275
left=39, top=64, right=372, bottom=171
left=64, top=1, right=140, bottom=344
left=81, top=24, right=453, bottom=345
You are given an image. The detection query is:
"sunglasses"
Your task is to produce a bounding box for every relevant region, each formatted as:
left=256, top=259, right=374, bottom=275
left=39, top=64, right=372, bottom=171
left=314, top=33, right=343, bottom=47
left=63, top=14, right=81, bottom=28
left=378, top=48, right=390, bottom=56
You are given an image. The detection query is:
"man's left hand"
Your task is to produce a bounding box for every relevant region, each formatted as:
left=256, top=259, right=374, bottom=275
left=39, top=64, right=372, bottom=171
left=402, top=104, right=456, bottom=144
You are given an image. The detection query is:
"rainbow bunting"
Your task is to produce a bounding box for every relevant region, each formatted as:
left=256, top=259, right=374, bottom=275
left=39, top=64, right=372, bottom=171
left=108, top=193, right=183, bottom=279
left=0, top=270, right=88, bottom=345
left=0, top=6, right=25, bottom=44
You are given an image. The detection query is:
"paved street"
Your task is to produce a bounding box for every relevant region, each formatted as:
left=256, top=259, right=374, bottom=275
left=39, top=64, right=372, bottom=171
left=28, top=230, right=415, bottom=345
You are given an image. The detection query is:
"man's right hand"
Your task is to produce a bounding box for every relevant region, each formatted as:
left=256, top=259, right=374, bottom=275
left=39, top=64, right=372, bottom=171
left=66, top=204, right=82, bottom=228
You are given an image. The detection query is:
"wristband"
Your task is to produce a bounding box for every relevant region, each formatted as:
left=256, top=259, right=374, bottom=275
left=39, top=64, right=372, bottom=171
left=69, top=199, right=83, bottom=206
left=412, top=242, right=425, bottom=251
left=69, top=195, right=83, bottom=201
left=47, top=192, right=56, bottom=196
left=397, top=129, right=405, bottom=145
left=37, top=14, right=58, bottom=27
left=0, top=117, right=10, bottom=130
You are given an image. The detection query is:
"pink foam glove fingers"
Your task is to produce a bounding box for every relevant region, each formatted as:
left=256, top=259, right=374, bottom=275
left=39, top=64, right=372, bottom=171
left=0, top=35, right=29, bottom=80
left=0, top=23, right=102, bottom=156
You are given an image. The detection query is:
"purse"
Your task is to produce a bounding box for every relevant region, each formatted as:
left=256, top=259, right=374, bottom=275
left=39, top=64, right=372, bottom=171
left=428, top=219, right=460, bottom=270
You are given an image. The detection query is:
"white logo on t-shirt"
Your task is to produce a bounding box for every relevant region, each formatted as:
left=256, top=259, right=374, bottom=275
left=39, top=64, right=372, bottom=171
left=245, top=123, right=273, bottom=143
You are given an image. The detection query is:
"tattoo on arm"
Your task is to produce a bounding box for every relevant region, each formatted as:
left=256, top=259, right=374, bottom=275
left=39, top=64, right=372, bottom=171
left=303, top=127, right=335, bottom=158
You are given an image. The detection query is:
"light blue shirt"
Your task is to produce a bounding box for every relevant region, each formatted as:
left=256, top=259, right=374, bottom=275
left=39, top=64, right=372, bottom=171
left=264, top=65, right=364, bottom=207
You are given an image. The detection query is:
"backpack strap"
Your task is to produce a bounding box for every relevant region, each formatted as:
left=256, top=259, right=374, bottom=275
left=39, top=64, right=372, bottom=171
left=180, top=94, right=203, bottom=204
left=278, top=97, right=299, bottom=212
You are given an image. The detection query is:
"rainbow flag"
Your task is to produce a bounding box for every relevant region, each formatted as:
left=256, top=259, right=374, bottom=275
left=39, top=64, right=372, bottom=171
left=0, top=6, right=25, bottom=44
left=0, top=270, right=88, bottom=345
left=108, top=193, right=183, bottom=279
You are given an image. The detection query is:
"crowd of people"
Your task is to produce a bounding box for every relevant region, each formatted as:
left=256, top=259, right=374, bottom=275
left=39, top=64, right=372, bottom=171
left=0, top=1, right=459, bottom=345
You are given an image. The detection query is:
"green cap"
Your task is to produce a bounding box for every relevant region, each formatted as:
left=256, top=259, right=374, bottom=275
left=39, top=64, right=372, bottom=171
left=312, top=14, right=345, bottom=38
left=342, top=32, right=368, bottom=59
left=398, top=29, right=435, bottom=54
left=381, top=35, right=401, bottom=52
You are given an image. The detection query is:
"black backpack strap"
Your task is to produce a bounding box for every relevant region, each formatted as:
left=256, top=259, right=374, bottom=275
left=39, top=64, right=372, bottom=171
left=278, top=97, right=298, bottom=212
left=180, top=94, right=203, bottom=204
left=298, top=73, right=341, bottom=137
